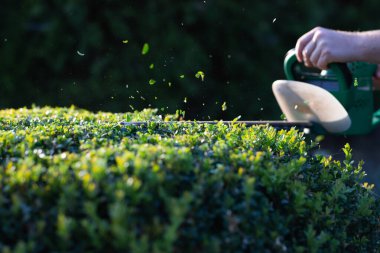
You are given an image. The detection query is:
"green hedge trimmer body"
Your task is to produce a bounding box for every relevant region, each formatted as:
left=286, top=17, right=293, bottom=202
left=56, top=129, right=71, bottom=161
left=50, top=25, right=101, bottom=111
left=284, top=49, right=380, bottom=135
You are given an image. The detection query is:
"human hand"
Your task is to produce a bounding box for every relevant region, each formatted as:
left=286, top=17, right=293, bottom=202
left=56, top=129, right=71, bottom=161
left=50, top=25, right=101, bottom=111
left=295, top=27, right=361, bottom=70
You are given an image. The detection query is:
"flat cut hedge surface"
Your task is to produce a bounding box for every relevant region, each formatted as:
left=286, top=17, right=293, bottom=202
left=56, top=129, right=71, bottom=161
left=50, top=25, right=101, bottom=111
left=0, top=107, right=379, bottom=253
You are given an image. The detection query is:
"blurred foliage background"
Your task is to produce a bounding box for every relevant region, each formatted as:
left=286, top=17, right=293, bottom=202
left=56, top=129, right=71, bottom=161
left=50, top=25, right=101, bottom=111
left=2, top=0, right=379, bottom=120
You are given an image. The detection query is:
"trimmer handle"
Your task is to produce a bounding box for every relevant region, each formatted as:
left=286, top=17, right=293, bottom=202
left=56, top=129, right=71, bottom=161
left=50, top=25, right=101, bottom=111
left=284, top=49, right=353, bottom=91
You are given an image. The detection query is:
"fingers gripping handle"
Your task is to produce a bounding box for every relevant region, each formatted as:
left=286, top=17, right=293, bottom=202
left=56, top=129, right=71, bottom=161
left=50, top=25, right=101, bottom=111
left=284, top=49, right=352, bottom=91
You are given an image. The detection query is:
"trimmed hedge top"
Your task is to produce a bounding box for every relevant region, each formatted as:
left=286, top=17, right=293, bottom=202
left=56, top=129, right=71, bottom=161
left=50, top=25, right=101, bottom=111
left=0, top=107, right=379, bottom=253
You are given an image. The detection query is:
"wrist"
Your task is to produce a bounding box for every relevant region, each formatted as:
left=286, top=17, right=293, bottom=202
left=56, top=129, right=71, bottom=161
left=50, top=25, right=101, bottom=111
left=353, top=33, right=368, bottom=62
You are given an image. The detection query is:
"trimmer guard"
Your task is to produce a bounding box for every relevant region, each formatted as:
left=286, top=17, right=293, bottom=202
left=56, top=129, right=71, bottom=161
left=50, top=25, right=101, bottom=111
left=272, top=80, right=351, bottom=133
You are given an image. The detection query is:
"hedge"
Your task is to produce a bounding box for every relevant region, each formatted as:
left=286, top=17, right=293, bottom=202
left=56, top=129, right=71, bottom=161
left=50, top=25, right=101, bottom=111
left=0, top=106, right=379, bottom=252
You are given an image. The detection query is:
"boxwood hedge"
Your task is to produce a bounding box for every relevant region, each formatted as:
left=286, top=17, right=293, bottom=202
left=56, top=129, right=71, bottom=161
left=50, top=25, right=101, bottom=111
left=0, top=107, right=379, bottom=253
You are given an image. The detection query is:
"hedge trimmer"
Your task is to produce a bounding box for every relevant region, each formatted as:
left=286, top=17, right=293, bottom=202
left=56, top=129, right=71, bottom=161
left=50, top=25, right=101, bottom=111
left=122, top=49, right=380, bottom=135
left=281, top=49, right=380, bottom=135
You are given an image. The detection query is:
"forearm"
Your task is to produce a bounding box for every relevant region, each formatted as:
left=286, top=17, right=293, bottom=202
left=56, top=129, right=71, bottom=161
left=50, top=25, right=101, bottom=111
left=295, top=27, right=380, bottom=69
left=355, top=30, right=380, bottom=63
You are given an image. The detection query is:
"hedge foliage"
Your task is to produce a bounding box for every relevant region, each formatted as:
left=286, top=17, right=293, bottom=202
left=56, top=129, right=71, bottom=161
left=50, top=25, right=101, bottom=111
left=2, top=1, right=380, bottom=119
left=0, top=107, right=379, bottom=253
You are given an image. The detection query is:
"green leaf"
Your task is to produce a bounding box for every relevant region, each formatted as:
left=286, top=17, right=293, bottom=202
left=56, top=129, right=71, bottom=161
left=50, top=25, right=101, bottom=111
left=315, top=135, right=324, bottom=143
left=149, top=79, right=156, bottom=85
left=232, top=115, right=241, bottom=122
left=342, top=143, right=352, bottom=161
left=195, top=71, right=205, bottom=81
left=222, top=102, right=227, bottom=111
left=142, top=43, right=150, bottom=55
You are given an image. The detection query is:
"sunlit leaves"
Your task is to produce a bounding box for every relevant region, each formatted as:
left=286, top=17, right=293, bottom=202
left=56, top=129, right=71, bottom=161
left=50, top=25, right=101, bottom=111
left=0, top=107, right=378, bottom=252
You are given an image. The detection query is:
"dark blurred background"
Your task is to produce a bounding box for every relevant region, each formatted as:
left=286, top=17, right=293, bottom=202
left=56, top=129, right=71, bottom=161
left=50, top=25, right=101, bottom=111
left=1, top=0, right=379, bottom=191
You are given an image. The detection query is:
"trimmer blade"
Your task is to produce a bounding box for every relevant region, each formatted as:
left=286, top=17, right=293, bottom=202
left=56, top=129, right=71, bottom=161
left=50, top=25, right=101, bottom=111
left=272, top=80, right=351, bottom=133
